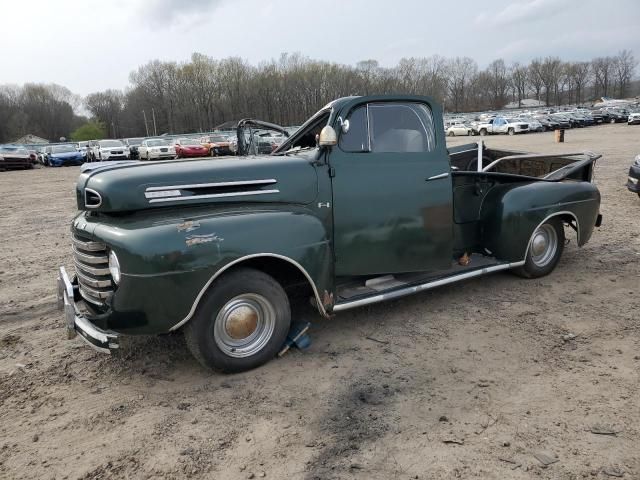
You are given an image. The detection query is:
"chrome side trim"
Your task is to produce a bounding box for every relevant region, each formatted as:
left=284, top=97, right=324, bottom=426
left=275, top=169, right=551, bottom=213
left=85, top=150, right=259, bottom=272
left=427, top=172, right=449, bottom=180
left=148, top=189, right=280, bottom=204
left=333, top=262, right=524, bottom=312
left=524, top=211, right=580, bottom=256
left=84, top=188, right=102, bottom=209
left=145, top=179, right=277, bottom=192
left=169, top=253, right=328, bottom=331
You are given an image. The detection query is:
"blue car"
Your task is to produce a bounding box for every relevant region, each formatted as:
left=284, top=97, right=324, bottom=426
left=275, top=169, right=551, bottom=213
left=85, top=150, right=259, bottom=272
left=47, top=144, right=85, bottom=167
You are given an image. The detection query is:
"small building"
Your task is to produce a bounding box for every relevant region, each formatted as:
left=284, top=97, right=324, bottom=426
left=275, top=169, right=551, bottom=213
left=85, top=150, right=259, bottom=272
left=13, top=134, right=49, bottom=145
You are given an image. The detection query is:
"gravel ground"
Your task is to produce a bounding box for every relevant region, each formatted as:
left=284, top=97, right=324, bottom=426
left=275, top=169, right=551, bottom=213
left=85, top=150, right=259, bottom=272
left=1, top=124, right=639, bottom=479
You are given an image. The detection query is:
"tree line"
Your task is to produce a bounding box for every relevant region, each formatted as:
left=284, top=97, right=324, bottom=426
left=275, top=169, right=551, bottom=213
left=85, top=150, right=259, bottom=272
left=0, top=50, right=637, bottom=143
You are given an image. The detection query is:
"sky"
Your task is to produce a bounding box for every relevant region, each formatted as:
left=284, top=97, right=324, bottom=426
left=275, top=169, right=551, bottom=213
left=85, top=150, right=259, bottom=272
left=1, top=0, right=639, bottom=96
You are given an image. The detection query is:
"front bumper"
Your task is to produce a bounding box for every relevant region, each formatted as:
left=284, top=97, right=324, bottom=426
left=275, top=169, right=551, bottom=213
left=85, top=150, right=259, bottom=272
left=627, top=165, right=640, bottom=193
left=57, top=266, right=118, bottom=353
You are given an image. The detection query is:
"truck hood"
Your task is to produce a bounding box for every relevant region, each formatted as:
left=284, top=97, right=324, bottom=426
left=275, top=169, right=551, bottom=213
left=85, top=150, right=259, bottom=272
left=75, top=155, right=319, bottom=213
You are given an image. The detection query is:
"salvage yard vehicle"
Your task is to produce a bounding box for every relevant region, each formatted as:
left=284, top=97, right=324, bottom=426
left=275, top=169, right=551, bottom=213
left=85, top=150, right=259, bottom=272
left=175, top=138, right=209, bottom=158
left=446, top=123, right=473, bottom=136
left=96, top=140, right=129, bottom=161
left=627, top=154, right=640, bottom=197
left=124, top=138, right=144, bottom=159
left=628, top=113, right=640, bottom=125
left=0, top=145, right=34, bottom=170
left=475, top=116, right=529, bottom=136
left=201, top=134, right=233, bottom=156
left=46, top=144, right=85, bottom=167
left=138, top=138, right=176, bottom=160
left=58, top=94, right=602, bottom=373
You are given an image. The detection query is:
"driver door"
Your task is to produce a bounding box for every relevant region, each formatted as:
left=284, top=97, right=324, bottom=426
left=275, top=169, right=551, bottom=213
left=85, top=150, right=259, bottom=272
left=329, top=101, right=453, bottom=277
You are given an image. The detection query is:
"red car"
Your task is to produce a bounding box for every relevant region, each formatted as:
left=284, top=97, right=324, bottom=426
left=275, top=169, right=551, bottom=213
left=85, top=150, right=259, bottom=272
left=174, top=138, right=210, bottom=158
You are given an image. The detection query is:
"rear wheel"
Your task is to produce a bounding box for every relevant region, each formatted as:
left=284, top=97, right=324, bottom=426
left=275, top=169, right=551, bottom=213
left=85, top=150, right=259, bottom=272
left=447, top=131, right=454, bottom=137
left=513, top=218, right=565, bottom=278
left=480, top=129, right=487, bottom=136
left=184, top=268, right=291, bottom=373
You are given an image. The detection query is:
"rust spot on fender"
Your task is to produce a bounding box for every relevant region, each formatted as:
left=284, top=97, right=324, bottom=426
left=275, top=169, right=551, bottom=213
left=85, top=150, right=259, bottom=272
left=177, top=220, right=200, bottom=233
left=185, top=233, right=223, bottom=247
left=322, top=290, right=334, bottom=309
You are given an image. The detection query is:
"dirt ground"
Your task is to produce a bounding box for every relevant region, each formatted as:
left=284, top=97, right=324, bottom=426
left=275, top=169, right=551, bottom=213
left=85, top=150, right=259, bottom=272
left=1, top=124, right=639, bottom=480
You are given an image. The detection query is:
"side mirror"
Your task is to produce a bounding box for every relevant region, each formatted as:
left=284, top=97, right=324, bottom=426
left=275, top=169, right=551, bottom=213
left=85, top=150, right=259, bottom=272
left=337, top=116, right=350, bottom=134
left=318, top=126, right=338, bottom=147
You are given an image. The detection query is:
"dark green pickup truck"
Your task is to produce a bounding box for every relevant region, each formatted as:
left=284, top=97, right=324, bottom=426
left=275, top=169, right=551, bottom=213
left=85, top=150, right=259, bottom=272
left=57, top=95, right=602, bottom=372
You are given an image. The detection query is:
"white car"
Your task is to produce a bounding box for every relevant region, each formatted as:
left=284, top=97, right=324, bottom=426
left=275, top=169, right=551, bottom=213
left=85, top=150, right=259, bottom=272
left=628, top=113, right=640, bottom=125
left=446, top=123, right=473, bottom=136
left=95, top=140, right=129, bottom=161
left=138, top=138, right=176, bottom=161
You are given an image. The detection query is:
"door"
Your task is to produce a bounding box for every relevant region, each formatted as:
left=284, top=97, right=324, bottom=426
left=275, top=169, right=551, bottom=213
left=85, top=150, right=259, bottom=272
left=330, top=101, right=453, bottom=276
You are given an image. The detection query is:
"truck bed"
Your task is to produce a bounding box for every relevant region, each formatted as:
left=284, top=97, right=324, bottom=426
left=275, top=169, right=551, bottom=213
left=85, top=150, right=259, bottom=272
left=448, top=143, right=599, bottom=182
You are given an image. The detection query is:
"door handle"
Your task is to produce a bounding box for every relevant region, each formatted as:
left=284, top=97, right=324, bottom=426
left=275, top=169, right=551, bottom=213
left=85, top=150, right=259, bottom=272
left=426, top=172, right=449, bottom=181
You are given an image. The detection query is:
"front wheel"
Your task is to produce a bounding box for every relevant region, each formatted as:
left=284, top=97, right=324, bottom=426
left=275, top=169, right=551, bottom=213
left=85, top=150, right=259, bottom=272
left=508, top=128, right=515, bottom=136
left=513, top=218, right=565, bottom=278
left=184, top=268, right=291, bottom=373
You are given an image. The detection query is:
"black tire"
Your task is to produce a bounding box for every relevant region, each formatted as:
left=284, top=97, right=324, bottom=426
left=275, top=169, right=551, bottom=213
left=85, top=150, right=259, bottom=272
left=508, top=128, right=515, bottom=136
left=184, top=268, right=291, bottom=373
left=513, top=218, right=565, bottom=279
left=447, top=131, right=454, bottom=137
left=480, top=129, right=487, bottom=136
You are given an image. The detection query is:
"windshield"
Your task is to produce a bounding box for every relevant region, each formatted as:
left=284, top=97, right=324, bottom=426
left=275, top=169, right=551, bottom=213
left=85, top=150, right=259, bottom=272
left=0, top=146, right=28, bottom=154
left=208, top=135, right=228, bottom=142
left=127, top=138, right=143, bottom=146
left=179, top=138, right=201, bottom=146
left=51, top=145, right=77, bottom=153
left=99, top=140, right=124, bottom=148
left=147, top=139, right=169, bottom=147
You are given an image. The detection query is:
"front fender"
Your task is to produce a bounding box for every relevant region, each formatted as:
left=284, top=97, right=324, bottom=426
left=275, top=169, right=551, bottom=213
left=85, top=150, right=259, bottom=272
left=480, top=181, right=600, bottom=262
left=83, top=207, right=331, bottom=334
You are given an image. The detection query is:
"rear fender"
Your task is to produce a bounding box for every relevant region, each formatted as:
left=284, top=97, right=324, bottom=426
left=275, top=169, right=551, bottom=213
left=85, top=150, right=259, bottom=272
left=480, top=181, right=600, bottom=262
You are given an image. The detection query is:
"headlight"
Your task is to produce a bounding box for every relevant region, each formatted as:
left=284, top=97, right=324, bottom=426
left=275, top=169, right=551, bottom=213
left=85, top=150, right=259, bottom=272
left=108, top=251, right=121, bottom=285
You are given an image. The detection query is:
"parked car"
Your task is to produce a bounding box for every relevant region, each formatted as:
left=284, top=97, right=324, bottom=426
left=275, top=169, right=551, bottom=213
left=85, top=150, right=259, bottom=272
left=516, top=116, right=544, bottom=132
left=95, top=140, right=129, bottom=161
left=138, top=138, right=176, bottom=160
left=0, top=145, right=33, bottom=170
left=476, top=116, right=529, bottom=135
left=201, top=134, right=233, bottom=156
left=175, top=138, right=209, bottom=158
left=628, top=113, right=640, bottom=125
left=627, top=154, right=640, bottom=197
left=603, top=108, right=628, bottom=123
left=47, top=144, right=85, bottom=167
left=58, top=94, right=602, bottom=372
left=124, top=138, right=144, bottom=160
left=446, top=123, right=473, bottom=136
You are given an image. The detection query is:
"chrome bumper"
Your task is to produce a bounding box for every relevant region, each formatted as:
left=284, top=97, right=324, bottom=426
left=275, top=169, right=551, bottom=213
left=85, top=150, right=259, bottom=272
left=56, top=266, right=118, bottom=353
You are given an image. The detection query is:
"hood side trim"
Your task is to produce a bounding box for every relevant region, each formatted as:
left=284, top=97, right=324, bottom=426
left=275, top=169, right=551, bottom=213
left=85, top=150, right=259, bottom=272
left=148, top=189, right=280, bottom=204
left=146, top=178, right=277, bottom=192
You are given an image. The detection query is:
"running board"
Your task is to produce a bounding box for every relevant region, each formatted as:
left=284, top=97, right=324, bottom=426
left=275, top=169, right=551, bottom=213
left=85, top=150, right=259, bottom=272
left=332, top=261, right=525, bottom=312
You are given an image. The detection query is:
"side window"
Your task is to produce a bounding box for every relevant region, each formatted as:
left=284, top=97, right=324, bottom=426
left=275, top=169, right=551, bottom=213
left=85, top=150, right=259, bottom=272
left=339, top=106, right=368, bottom=152
left=368, top=103, right=435, bottom=153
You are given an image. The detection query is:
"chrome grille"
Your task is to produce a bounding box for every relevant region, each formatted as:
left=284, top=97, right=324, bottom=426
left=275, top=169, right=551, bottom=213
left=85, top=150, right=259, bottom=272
left=72, top=233, right=113, bottom=305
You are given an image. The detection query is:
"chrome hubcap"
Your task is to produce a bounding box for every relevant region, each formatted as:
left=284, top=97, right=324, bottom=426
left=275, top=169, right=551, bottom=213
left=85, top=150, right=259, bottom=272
left=530, top=224, right=558, bottom=267
left=214, top=294, right=275, bottom=358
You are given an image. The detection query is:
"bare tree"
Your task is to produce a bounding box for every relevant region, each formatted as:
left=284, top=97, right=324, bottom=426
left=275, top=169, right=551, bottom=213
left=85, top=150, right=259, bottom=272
left=446, top=57, right=477, bottom=112
left=613, top=49, right=637, bottom=97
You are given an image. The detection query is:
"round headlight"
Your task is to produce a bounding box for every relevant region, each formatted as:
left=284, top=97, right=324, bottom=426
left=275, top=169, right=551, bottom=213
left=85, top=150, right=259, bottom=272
left=108, top=251, right=121, bottom=285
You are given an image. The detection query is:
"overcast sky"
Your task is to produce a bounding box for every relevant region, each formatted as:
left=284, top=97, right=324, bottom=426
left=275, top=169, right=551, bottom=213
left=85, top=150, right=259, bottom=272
left=2, top=0, right=639, bottom=95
